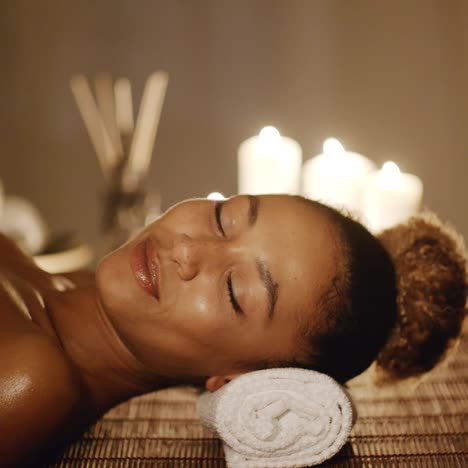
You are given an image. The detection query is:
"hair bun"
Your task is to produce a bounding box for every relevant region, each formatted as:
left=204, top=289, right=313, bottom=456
left=375, top=211, right=467, bottom=381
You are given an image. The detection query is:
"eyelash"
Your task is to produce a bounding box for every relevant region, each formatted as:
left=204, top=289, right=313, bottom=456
left=213, top=202, right=242, bottom=316
left=215, top=201, right=226, bottom=237
left=227, top=272, right=243, bottom=316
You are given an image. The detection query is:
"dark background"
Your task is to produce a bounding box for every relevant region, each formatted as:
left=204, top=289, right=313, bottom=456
left=1, top=0, right=467, bottom=250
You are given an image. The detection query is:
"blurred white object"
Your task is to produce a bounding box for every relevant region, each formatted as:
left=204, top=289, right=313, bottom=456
left=207, top=192, right=225, bottom=200
left=362, top=161, right=423, bottom=232
left=0, top=196, right=48, bottom=255
left=302, top=138, right=376, bottom=218
left=34, top=243, right=93, bottom=273
left=238, top=126, right=303, bottom=195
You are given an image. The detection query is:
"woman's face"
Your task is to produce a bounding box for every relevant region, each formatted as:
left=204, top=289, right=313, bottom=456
left=97, top=195, right=337, bottom=381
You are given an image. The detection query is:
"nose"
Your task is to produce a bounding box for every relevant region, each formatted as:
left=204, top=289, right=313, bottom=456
left=170, top=233, right=208, bottom=281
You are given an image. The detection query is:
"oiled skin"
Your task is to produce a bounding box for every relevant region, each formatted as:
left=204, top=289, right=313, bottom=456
left=0, top=235, right=105, bottom=466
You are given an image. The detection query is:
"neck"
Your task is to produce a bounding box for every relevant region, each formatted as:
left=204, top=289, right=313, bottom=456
left=42, top=282, right=186, bottom=415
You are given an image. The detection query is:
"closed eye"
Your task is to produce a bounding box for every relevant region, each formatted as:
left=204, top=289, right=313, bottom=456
left=215, top=201, right=226, bottom=237
left=227, top=273, right=244, bottom=316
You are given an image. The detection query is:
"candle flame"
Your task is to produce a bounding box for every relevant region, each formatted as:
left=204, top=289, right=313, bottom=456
left=323, top=138, right=345, bottom=157
left=380, top=161, right=402, bottom=186
left=207, top=192, right=225, bottom=201
left=259, top=126, right=281, bottom=144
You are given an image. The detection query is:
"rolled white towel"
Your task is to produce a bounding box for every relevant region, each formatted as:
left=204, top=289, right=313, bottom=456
left=197, top=368, right=354, bottom=468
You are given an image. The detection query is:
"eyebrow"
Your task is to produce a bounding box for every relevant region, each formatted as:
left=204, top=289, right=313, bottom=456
left=247, top=195, right=259, bottom=227
left=247, top=196, right=279, bottom=321
left=256, top=259, right=279, bottom=322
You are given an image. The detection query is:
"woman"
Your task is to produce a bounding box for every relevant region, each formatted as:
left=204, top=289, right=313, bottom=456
left=0, top=194, right=466, bottom=465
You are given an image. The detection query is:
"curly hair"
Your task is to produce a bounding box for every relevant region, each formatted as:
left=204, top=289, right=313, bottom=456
left=292, top=201, right=467, bottom=384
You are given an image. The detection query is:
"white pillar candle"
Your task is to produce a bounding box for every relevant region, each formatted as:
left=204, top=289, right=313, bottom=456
left=363, top=161, right=423, bottom=233
left=302, top=138, right=376, bottom=217
left=238, top=126, right=302, bottom=194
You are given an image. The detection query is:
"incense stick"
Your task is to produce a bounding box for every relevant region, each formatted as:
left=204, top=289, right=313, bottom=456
left=126, top=71, right=168, bottom=187
left=70, top=75, right=115, bottom=180
left=95, top=73, right=123, bottom=162
left=114, top=77, right=134, bottom=136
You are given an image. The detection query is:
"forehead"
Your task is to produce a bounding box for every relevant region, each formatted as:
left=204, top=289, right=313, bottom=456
left=255, top=195, right=338, bottom=335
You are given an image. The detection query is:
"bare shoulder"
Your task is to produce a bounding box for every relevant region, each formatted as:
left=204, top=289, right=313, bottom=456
left=0, top=333, right=86, bottom=465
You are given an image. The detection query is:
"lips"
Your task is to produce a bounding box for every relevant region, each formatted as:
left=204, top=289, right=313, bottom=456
left=130, top=238, right=160, bottom=300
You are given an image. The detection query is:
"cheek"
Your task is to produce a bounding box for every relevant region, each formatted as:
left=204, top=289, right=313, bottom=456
left=185, top=288, right=212, bottom=318
left=162, top=279, right=220, bottom=329
left=155, top=282, right=234, bottom=359
left=133, top=300, right=231, bottom=376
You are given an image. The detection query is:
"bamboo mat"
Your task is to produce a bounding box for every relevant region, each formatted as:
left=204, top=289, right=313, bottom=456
left=47, top=337, right=468, bottom=467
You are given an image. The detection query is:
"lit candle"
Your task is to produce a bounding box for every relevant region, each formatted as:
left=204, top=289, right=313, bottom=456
left=238, top=126, right=302, bottom=194
left=302, top=138, right=376, bottom=217
left=362, top=161, right=423, bottom=232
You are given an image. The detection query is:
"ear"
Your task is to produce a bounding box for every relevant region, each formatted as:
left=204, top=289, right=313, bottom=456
left=205, top=373, right=245, bottom=392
